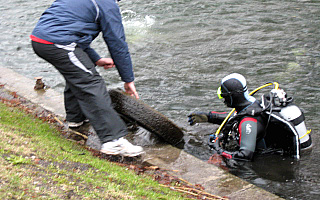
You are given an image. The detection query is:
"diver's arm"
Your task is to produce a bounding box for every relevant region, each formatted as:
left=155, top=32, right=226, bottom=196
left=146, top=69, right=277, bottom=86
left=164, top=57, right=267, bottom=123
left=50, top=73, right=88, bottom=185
left=219, top=148, right=254, bottom=161
left=188, top=111, right=229, bottom=125
left=207, top=111, right=229, bottom=124
left=211, top=117, right=259, bottom=161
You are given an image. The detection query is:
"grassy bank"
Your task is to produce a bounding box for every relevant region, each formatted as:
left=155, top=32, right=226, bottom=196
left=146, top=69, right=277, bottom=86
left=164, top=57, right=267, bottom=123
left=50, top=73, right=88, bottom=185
left=0, top=101, right=189, bottom=199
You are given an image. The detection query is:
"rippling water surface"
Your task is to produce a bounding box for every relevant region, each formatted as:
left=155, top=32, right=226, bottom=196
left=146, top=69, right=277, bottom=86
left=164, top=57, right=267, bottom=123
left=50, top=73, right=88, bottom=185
left=0, top=0, right=319, bottom=199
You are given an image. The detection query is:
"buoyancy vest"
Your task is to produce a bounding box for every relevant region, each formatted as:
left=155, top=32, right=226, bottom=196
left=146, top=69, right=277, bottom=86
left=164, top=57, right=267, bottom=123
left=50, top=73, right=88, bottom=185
left=222, top=93, right=312, bottom=159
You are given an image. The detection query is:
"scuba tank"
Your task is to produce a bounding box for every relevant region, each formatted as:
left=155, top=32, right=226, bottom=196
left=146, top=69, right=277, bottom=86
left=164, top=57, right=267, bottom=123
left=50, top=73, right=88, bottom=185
left=270, top=89, right=312, bottom=150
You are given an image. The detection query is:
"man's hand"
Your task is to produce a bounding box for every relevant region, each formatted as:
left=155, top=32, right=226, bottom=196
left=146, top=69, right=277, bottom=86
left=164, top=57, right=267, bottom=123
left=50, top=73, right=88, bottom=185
left=124, top=82, right=139, bottom=99
left=96, top=58, right=115, bottom=69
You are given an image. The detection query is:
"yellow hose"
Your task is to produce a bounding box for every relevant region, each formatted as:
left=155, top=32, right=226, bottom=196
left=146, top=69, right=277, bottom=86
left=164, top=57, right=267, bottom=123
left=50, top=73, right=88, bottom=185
left=299, top=129, right=312, bottom=140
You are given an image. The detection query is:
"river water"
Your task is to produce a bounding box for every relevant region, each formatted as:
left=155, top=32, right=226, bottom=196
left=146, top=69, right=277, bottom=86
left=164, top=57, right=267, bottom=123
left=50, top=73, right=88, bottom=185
left=0, top=0, right=319, bottom=199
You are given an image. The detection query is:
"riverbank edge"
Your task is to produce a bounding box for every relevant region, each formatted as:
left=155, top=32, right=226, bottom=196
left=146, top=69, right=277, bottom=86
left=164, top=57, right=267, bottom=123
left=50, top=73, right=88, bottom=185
left=0, top=66, right=283, bottom=199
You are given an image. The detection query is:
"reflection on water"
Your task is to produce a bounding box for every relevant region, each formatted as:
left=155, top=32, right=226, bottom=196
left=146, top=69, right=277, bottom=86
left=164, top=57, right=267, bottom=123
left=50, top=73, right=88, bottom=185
left=0, top=0, right=319, bottom=199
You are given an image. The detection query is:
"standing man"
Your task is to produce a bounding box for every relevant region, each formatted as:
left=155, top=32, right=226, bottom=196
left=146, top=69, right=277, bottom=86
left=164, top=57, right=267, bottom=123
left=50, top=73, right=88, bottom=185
left=30, top=0, right=143, bottom=156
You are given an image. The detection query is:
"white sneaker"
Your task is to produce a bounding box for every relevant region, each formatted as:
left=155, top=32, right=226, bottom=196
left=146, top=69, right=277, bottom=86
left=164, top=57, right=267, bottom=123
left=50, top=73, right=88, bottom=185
left=100, top=137, right=144, bottom=157
left=67, top=119, right=89, bottom=128
left=68, top=121, right=84, bottom=128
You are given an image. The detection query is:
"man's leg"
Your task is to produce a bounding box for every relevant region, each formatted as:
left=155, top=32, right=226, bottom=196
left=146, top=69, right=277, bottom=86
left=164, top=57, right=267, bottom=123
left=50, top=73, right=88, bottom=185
left=64, top=82, right=86, bottom=123
left=64, top=82, right=86, bottom=124
left=31, top=41, right=127, bottom=143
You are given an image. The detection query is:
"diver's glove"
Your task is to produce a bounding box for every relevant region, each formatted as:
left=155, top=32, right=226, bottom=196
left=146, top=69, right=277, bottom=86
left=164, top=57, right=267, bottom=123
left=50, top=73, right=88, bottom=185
left=188, top=112, right=209, bottom=125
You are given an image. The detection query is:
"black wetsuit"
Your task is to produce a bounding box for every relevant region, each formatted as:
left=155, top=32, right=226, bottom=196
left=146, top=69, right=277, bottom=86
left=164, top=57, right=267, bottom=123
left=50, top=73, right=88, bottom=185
left=208, top=100, right=311, bottom=161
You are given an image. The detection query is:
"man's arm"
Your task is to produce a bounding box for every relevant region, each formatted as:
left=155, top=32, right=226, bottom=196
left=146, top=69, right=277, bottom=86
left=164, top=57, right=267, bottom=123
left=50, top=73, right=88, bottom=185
left=83, top=47, right=101, bottom=64
left=98, top=1, right=134, bottom=83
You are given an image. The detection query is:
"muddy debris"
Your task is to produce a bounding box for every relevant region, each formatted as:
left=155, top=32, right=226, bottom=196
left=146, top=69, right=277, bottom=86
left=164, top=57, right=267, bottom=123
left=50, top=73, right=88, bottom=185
left=34, top=77, right=46, bottom=90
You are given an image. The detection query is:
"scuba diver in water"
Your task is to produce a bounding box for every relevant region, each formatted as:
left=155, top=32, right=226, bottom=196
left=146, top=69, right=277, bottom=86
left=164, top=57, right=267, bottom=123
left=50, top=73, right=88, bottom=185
left=188, top=73, right=312, bottom=161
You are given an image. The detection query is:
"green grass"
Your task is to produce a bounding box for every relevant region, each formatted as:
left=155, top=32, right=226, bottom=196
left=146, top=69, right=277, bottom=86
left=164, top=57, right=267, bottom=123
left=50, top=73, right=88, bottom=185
left=0, top=102, right=189, bottom=199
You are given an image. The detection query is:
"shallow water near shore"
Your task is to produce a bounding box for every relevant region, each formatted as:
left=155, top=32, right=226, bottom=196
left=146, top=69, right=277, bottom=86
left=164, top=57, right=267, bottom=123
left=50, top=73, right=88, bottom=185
left=0, top=0, right=319, bottom=199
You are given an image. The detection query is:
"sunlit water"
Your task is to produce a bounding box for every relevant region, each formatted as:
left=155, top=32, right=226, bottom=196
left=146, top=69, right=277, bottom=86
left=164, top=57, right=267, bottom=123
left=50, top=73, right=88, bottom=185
left=0, top=0, right=319, bottom=199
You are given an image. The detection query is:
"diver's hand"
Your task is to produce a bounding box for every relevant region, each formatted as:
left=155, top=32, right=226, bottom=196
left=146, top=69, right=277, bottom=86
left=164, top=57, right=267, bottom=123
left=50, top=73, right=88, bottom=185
left=224, top=157, right=239, bottom=168
left=188, top=112, right=208, bottom=125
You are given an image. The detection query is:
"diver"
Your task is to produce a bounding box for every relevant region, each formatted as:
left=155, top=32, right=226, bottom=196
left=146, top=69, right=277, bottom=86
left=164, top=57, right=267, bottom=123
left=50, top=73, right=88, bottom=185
left=188, top=73, right=312, bottom=161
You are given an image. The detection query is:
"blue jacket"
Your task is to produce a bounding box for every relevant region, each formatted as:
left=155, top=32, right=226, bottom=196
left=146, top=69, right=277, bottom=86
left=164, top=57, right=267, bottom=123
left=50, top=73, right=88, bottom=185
left=32, top=0, right=134, bottom=82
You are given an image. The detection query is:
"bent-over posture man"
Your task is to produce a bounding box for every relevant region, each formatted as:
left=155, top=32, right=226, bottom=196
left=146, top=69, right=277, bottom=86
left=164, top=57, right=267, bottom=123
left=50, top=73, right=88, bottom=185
left=30, top=0, right=143, bottom=156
